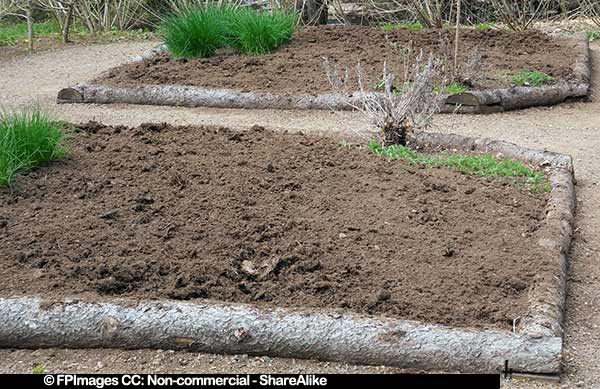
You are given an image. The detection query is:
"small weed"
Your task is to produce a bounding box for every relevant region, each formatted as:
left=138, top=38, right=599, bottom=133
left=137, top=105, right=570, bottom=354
left=369, top=140, right=548, bottom=192
left=474, top=22, right=496, bottom=30
left=0, top=107, right=66, bottom=186
left=373, top=79, right=410, bottom=96
left=512, top=70, right=554, bottom=87
left=381, top=22, right=424, bottom=31
left=32, top=364, right=46, bottom=374
left=586, top=31, right=600, bottom=42
left=338, top=139, right=352, bottom=148
left=432, top=82, right=467, bottom=94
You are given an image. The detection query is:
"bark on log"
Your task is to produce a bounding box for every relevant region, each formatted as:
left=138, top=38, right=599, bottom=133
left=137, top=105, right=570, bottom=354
left=57, top=80, right=589, bottom=114
left=0, top=297, right=562, bottom=374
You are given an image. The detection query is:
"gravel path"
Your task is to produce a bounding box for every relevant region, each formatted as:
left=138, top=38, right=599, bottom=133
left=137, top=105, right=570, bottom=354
left=1, top=40, right=600, bottom=387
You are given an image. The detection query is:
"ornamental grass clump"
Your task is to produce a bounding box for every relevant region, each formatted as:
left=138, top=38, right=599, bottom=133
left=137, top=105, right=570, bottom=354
left=225, top=8, right=297, bottom=56
left=0, top=107, right=65, bottom=186
left=160, top=5, right=297, bottom=59
left=160, top=6, right=235, bottom=59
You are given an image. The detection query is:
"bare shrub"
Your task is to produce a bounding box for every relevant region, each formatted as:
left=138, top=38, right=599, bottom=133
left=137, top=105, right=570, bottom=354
left=324, top=50, right=446, bottom=146
left=489, top=0, right=546, bottom=31
left=73, top=0, right=149, bottom=33
left=37, top=0, right=78, bottom=42
left=0, top=0, right=17, bottom=17
left=406, top=0, right=445, bottom=28
left=154, top=0, right=244, bottom=14
left=581, top=0, right=600, bottom=28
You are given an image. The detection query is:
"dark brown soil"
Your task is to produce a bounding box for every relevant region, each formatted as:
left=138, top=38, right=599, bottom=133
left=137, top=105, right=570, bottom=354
left=0, top=123, right=553, bottom=330
left=97, top=25, right=580, bottom=95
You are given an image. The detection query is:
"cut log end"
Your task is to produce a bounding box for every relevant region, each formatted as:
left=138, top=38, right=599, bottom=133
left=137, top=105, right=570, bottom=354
left=57, top=88, right=83, bottom=103
left=445, top=92, right=481, bottom=106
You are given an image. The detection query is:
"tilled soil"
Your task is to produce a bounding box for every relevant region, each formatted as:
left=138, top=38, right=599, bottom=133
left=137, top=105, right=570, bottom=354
left=97, top=26, right=580, bottom=95
left=0, top=122, right=552, bottom=330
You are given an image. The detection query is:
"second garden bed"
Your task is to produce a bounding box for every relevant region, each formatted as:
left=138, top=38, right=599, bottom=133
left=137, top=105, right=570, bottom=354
left=58, top=26, right=591, bottom=113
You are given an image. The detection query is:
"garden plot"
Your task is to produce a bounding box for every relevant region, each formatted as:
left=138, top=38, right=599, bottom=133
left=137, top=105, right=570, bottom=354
left=58, top=26, right=591, bottom=113
left=0, top=122, right=574, bottom=374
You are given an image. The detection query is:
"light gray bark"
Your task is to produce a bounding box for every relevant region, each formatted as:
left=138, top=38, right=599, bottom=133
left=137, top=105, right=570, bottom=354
left=0, top=297, right=561, bottom=374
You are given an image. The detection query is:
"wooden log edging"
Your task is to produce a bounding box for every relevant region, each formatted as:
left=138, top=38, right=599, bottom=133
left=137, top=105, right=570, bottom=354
left=0, top=297, right=561, bottom=374
left=0, top=130, right=576, bottom=374
left=57, top=35, right=590, bottom=114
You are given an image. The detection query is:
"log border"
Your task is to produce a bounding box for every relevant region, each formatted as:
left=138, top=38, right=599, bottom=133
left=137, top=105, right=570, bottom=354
left=57, top=35, right=590, bottom=114
left=0, top=129, right=576, bottom=374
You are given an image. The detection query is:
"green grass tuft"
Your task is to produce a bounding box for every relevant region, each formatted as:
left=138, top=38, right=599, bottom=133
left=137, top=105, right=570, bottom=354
left=225, top=8, right=296, bottom=55
left=32, top=364, right=46, bottom=374
left=160, top=6, right=235, bottom=58
left=586, top=31, right=600, bottom=42
left=474, top=22, right=496, bottom=30
left=511, top=70, right=554, bottom=87
left=160, top=6, right=296, bottom=58
left=380, top=22, right=424, bottom=31
left=368, top=140, right=547, bottom=189
left=0, top=108, right=66, bottom=186
left=443, top=82, right=467, bottom=94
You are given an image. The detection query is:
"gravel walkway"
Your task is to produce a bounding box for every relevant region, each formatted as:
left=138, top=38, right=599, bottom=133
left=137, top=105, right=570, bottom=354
left=1, top=40, right=600, bottom=387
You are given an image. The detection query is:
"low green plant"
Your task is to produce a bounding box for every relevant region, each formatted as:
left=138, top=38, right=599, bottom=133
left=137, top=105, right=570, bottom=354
left=0, top=20, right=152, bottom=47
left=512, top=70, right=554, bottom=87
left=32, top=364, right=46, bottom=374
left=0, top=108, right=66, bottom=186
left=435, top=82, right=467, bottom=94
left=226, top=8, right=297, bottom=55
left=160, top=6, right=234, bottom=58
left=586, top=31, right=600, bottom=42
left=368, top=140, right=547, bottom=189
left=0, top=20, right=61, bottom=46
left=474, top=22, right=496, bottom=30
left=444, top=82, right=467, bottom=94
left=380, top=22, right=424, bottom=31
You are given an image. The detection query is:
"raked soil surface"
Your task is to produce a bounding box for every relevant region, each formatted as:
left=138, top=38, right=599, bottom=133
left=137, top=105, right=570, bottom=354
left=1, top=39, right=600, bottom=387
left=0, top=122, right=550, bottom=330
left=97, top=26, right=579, bottom=94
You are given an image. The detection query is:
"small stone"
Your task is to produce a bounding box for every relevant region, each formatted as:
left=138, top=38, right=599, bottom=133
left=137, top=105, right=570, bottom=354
left=240, top=260, right=257, bottom=276
left=98, top=209, right=119, bottom=220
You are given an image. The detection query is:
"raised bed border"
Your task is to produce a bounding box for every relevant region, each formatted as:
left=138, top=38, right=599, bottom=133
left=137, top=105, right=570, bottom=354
left=57, top=34, right=590, bottom=114
left=0, top=129, right=575, bottom=374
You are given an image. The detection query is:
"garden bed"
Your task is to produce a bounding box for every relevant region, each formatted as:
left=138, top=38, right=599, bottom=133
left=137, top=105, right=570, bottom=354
left=58, top=26, right=591, bottom=113
left=0, top=122, right=575, bottom=373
